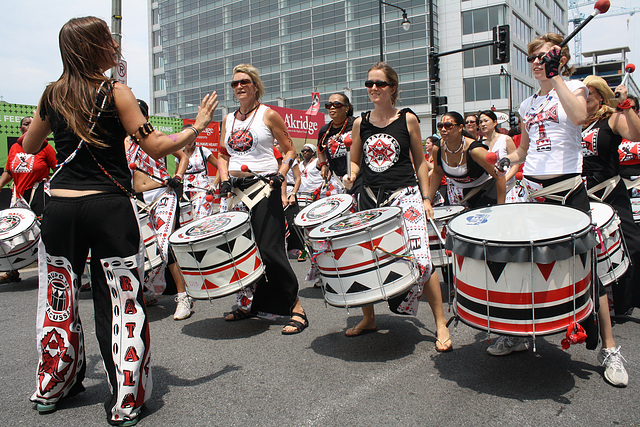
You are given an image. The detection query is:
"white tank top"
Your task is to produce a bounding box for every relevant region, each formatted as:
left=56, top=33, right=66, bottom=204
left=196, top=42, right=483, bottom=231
left=224, top=104, right=279, bottom=174
left=519, top=80, right=587, bottom=176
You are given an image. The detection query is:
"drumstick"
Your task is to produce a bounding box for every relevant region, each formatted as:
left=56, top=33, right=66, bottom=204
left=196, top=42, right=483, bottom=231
left=616, top=64, right=635, bottom=97
left=343, top=134, right=352, bottom=178
left=485, top=152, right=498, bottom=165
left=129, top=163, right=164, bottom=184
left=516, top=171, right=523, bottom=181
left=240, top=164, right=271, bottom=184
left=428, top=218, right=447, bottom=246
left=558, top=0, right=610, bottom=48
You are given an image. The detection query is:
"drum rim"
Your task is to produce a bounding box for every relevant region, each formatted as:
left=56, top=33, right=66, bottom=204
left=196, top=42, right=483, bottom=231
left=294, top=194, right=354, bottom=227
left=169, top=210, right=250, bottom=244
left=308, top=206, right=402, bottom=240
left=0, top=207, right=38, bottom=238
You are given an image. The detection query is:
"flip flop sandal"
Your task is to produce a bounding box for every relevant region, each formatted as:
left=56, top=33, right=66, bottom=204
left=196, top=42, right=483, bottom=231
left=224, top=308, right=256, bottom=322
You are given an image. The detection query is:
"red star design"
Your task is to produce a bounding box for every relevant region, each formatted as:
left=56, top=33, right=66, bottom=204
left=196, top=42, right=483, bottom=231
left=368, top=138, right=394, bottom=167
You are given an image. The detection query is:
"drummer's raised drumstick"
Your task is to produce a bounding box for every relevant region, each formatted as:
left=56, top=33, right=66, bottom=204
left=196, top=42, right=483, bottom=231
left=129, top=163, right=164, bottom=184
left=617, top=64, right=635, bottom=97
left=343, top=134, right=352, bottom=178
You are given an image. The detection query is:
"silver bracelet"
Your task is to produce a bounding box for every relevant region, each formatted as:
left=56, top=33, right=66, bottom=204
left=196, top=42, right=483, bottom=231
left=184, top=125, right=199, bottom=138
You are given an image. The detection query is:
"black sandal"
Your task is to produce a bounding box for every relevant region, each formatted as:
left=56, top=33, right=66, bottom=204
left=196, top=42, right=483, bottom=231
left=282, top=312, right=309, bottom=335
left=224, top=308, right=256, bottom=322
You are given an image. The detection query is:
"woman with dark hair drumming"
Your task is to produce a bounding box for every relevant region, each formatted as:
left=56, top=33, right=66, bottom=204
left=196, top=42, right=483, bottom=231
left=23, top=17, right=217, bottom=424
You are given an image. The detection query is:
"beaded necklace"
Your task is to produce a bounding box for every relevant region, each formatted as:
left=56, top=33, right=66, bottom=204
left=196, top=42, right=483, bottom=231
left=318, top=119, right=348, bottom=154
left=443, top=136, right=466, bottom=168
left=526, top=89, right=555, bottom=118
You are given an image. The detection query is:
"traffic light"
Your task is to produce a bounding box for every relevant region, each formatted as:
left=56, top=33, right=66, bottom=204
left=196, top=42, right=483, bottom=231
left=509, top=111, right=519, bottom=128
left=433, top=96, right=448, bottom=115
left=493, top=25, right=510, bottom=64
left=430, top=55, right=440, bottom=82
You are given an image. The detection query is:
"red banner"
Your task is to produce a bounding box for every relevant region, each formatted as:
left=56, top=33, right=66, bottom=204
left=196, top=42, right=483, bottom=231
left=305, top=92, right=320, bottom=116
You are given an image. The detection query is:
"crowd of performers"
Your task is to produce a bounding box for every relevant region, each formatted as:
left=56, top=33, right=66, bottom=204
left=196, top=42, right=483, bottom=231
left=3, top=15, right=639, bottom=425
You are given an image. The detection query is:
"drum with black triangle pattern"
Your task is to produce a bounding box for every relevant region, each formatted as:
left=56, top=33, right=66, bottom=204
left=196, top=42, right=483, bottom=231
left=590, top=202, right=629, bottom=286
left=0, top=207, right=40, bottom=271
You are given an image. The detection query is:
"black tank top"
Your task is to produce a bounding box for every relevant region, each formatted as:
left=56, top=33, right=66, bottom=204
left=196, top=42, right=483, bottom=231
left=582, top=117, right=622, bottom=184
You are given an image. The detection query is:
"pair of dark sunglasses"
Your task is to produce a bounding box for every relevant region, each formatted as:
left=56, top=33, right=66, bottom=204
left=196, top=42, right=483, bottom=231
left=230, top=78, right=252, bottom=88
left=526, top=53, right=547, bottom=63
left=301, top=149, right=313, bottom=153
left=364, top=80, right=392, bottom=88
left=465, top=120, right=476, bottom=125
left=325, top=101, right=345, bottom=109
left=437, top=122, right=457, bottom=130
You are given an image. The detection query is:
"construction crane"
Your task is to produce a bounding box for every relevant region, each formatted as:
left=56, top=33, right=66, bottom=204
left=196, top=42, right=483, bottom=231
left=568, top=0, right=639, bottom=65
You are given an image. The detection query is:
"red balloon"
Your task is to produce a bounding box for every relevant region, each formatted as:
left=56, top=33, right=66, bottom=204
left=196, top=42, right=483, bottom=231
left=485, top=151, right=498, bottom=165
left=241, top=164, right=249, bottom=172
left=594, top=0, right=610, bottom=14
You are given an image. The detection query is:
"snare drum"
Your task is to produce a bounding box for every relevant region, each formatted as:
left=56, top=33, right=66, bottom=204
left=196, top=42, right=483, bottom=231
left=169, top=211, right=264, bottom=299
left=294, top=194, right=354, bottom=238
left=427, top=205, right=465, bottom=267
left=447, top=204, right=596, bottom=336
left=0, top=208, right=40, bottom=271
left=630, top=198, right=640, bottom=224
left=296, top=192, right=315, bottom=209
left=138, top=212, right=164, bottom=274
left=308, top=207, right=418, bottom=308
left=590, top=202, right=630, bottom=285
left=179, top=201, right=194, bottom=227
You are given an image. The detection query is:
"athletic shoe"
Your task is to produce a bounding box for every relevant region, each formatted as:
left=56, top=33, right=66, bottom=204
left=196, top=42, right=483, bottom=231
left=143, top=289, right=158, bottom=306
left=598, top=346, right=628, bottom=387
left=486, top=335, right=530, bottom=356
left=173, top=294, right=194, bottom=320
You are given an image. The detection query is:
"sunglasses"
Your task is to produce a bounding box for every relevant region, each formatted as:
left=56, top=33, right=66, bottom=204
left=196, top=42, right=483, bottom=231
left=436, top=122, right=456, bottom=130
left=526, top=53, right=547, bottom=63
left=230, top=78, right=252, bottom=88
left=465, top=120, right=476, bottom=124
left=364, top=80, right=392, bottom=88
left=325, top=101, right=345, bottom=109
left=301, top=149, right=313, bottom=153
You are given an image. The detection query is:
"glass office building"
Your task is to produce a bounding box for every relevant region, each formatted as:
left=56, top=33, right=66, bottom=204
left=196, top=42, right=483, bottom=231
left=150, top=0, right=567, bottom=133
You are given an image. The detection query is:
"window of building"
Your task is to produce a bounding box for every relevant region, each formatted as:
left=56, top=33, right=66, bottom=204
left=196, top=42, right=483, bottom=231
left=250, top=0, right=278, bottom=18
left=200, top=33, right=223, bottom=56
left=251, top=46, right=280, bottom=70
left=535, top=6, right=549, bottom=32
left=178, top=40, right=199, bottom=62
left=179, top=15, right=199, bottom=39
left=154, top=75, right=166, bottom=92
left=553, top=25, right=564, bottom=37
left=229, top=25, right=251, bottom=49
left=351, top=25, right=378, bottom=51
left=513, top=79, right=534, bottom=107
left=284, top=39, right=312, bottom=63
left=313, top=63, right=347, bottom=90
left=200, top=10, right=222, bottom=33
left=513, top=47, right=532, bottom=78
left=512, top=0, right=530, bottom=14
left=313, top=32, right=347, bottom=58
left=511, top=13, right=531, bottom=44
left=553, top=1, right=564, bottom=23
left=251, top=18, right=279, bottom=41
left=463, top=44, right=491, bottom=68
left=283, top=10, right=312, bottom=36
left=177, top=0, right=199, bottom=14
left=153, top=30, right=162, bottom=48
left=226, top=2, right=245, bottom=25
left=464, top=75, right=504, bottom=102
left=155, top=97, right=168, bottom=114
left=313, top=3, right=345, bottom=29
left=153, top=53, right=165, bottom=69
left=462, top=6, right=503, bottom=35
left=285, top=67, right=313, bottom=91
left=386, top=49, right=429, bottom=75
left=200, top=59, right=224, bottom=81
left=153, top=8, right=160, bottom=25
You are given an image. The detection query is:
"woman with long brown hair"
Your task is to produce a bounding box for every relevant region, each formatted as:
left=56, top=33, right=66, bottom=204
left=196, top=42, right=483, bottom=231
left=23, top=17, right=217, bottom=425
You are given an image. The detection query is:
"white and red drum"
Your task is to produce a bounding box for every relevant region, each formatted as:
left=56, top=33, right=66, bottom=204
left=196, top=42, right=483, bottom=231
left=296, top=192, right=315, bottom=209
left=0, top=208, right=40, bottom=271
left=138, top=212, right=164, bottom=274
left=446, top=204, right=596, bottom=336
left=169, top=211, right=264, bottom=299
left=308, top=207, right=417, bottom=308
left=294, top=194, right=354, bottom=237
left=630, top=198, right=640, bottom=224
left=590, top=202, right=629, bottom=286
left=179, top=201, right=194, bottom=227
left=428, top=205, right=465, bottom=267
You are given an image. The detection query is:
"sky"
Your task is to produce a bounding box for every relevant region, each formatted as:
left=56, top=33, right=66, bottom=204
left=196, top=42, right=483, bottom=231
left=1, top=0, right=150, bottom=106
left=1, top=0, right=638, bottom=107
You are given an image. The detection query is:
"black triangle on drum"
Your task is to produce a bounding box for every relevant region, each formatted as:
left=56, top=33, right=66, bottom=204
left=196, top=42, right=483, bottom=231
left=324, top=283, right=338, bottom=294
left=190, top=250, right=208, bottom=263
left=217, top=239, right=236, bottom=254
left=486, top=260, right=507, bottom=283
left=13, top=257, right=25, bottom=264
left=610, top=262, right=620, bottom=272
left=346, top=281, right=371, bottom=293
left=383, top=271, right=403, bottom=284
left=579, top=252, right=588, bottom=269
left=243, top=229, right=253, bottom=241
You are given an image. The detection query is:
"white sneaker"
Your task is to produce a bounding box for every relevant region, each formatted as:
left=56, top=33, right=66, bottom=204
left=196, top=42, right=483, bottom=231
left=598, top=346, right=628, bottom=387
left=173, top=294, right=194, bottom=320
left=486, top=335, right=530, bottom=356
left=143, top=289, right=158, bottom=306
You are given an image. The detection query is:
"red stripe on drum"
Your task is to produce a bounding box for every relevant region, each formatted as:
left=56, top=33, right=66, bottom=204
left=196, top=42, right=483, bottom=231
left=596, top=237, right=622, bottom=259
left=456, top=303, right=593, bottom=336
left=455, top=273, right=591, bottom=306
left=317, top=245, right=408, bottom=274
left=180, top=246, right=259, bottom=276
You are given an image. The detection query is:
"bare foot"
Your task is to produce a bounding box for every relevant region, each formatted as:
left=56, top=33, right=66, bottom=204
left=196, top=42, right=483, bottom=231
left=345, top=319, right=377, bottom=337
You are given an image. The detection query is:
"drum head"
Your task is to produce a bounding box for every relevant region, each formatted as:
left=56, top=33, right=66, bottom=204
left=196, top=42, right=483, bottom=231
left=433, top=205, right=465, bottom=221
left=448, top=203, right=591, bottom=243
left=589, top=201, right=614, bottom=228
left=295, top=194, right=353, bottom=228
left=308, top=207, right=401, bottom=239
left=169, top=211, right=249, bottom=244
left=0, top=208, right=37, bottom=240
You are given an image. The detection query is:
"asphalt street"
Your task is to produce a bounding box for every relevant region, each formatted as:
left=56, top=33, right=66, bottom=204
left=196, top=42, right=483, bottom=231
left=1, top=261, right=639, bottom=426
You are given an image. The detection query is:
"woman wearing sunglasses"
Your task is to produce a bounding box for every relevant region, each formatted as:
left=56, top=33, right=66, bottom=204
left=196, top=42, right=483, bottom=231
left=343, top=62, right=451, bottom=352
left=218, top=64, right=308, bottom=335
left=488, top=34, right=628, bottom=388
left=582, top=76, right=640, bottom=323
left=478, top=110, right=524, bottom=203
left=425, top=112, right=506, bottom=209
left=317, top=93, right=355, bottom=194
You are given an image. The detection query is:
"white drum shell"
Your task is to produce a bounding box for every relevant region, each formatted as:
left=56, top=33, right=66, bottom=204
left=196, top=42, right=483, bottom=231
left=631, top=198, right=640, bottom=224
left=179, top=201, right=194, bottom=227
left=309, top=207, right=417, bottom=308
left=294, top=194, right=354, bottom=237
left=169, top=212, right=264, bottom=299
left=427, top=206, right=465, bottom=267
left=296, top=192, right=315, bottom=209
left=0, top=208, right=40, bottom=271
left=590, top=202, right=629, bottom=286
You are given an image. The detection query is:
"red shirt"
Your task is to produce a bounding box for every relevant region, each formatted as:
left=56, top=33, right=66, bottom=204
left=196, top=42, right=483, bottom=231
left=6, top=135, right=57, bottom=196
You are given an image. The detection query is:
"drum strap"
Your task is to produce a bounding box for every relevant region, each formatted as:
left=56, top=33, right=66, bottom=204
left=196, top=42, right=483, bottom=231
left=623, top=177, right=640, bottom=190
left=586, top=176, right=620, bottom=202
left=523, top=175, right=582, bottom=203
left=364, top=186, right=404, bottom=206
left=136, top=187, right=171, bottom=213
left=227, top=181, right=271, bottom=211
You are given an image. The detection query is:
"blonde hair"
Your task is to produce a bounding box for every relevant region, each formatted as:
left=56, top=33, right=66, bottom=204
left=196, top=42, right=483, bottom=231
left=528, top=33, right=575, bottom=77
left=232, top=64, right=264, bottom=101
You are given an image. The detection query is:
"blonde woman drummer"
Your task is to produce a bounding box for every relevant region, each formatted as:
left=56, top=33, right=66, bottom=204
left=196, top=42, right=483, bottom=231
left=344, top=62, right=451, bottom=351
left=218, top=63, right=308, bottom=335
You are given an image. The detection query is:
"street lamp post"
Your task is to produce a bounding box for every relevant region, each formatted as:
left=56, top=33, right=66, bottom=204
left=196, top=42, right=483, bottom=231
left=378, top=1, right=411, bottom=62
